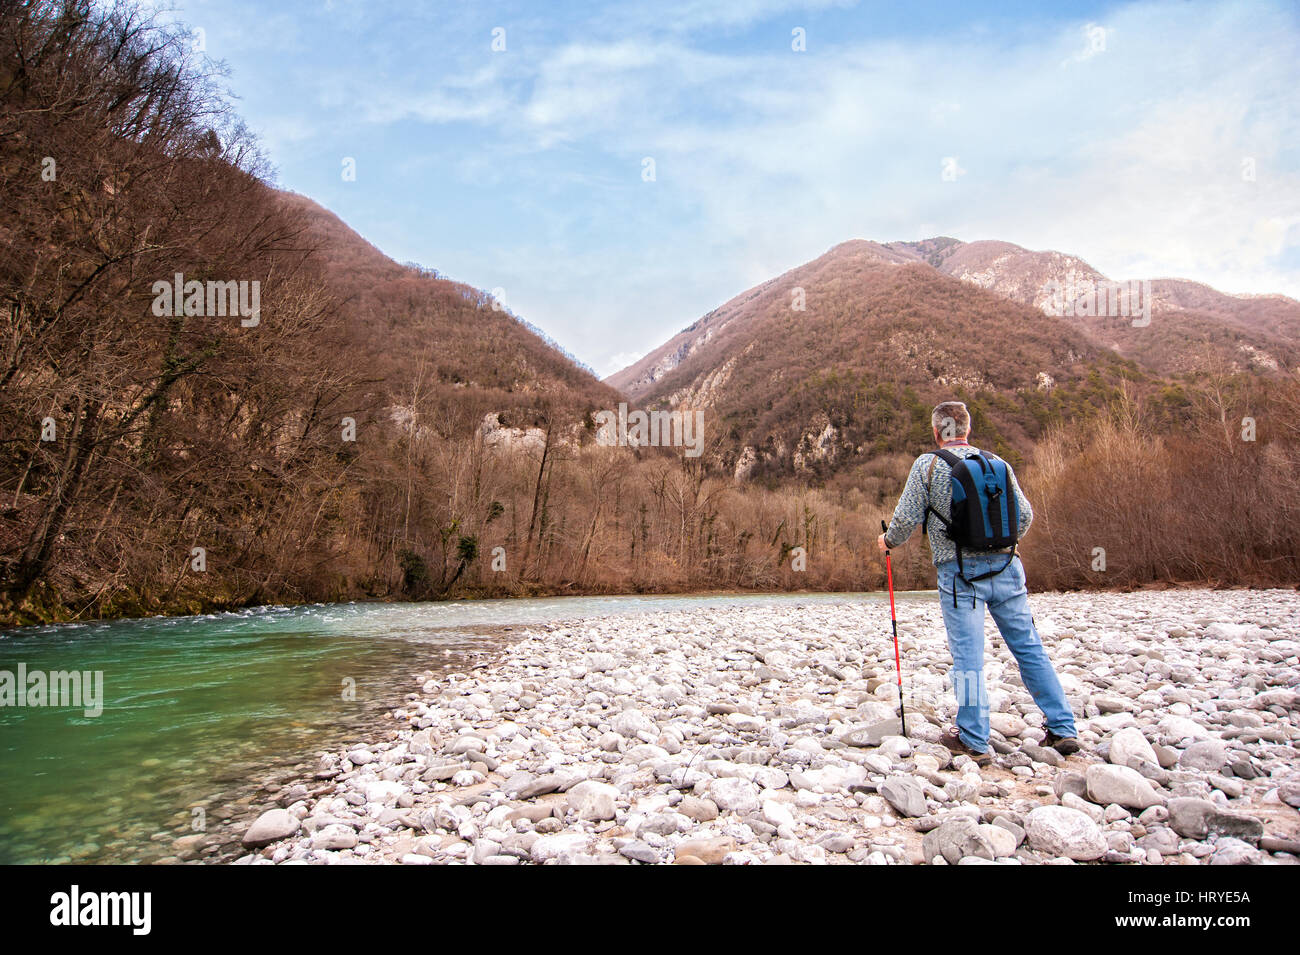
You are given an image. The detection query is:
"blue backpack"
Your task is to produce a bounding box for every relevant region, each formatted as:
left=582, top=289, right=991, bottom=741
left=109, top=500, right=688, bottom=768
left=923, top=448, right=1019, bottom=592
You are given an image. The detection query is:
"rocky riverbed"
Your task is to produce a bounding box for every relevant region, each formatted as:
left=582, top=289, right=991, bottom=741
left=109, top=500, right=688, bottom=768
left=232, top=589, right=1300, bottom=865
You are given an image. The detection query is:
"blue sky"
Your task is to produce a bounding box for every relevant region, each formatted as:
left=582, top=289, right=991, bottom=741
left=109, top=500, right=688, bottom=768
left=169, top=0, right=1299, bottom=376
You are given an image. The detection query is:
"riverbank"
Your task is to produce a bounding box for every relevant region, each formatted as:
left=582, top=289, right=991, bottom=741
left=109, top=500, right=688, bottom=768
left=2, top=573, right=1282, bottom=631
left=235, top=589, right=1300, bottom=865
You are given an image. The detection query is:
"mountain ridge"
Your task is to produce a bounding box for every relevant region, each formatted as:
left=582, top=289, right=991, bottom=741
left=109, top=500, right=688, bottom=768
left=604, top=236, right=1299, bottom=482
left=608, top=235, right=1298, bottom=402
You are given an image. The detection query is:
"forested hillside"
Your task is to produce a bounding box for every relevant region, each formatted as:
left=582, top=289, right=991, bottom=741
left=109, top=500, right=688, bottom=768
left=3, top=2, right=1297, bottom=627
left=0, top=1, right=622, bottom=623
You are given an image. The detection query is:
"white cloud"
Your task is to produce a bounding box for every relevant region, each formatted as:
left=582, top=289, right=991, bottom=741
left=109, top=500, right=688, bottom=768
left=266, top=0, right=1300, bottom=369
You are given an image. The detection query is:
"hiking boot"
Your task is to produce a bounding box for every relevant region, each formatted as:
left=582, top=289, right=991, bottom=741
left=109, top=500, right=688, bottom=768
left=940, top=729, right=992, bottom=767
left=1042, top=729, right=1081, bottom=756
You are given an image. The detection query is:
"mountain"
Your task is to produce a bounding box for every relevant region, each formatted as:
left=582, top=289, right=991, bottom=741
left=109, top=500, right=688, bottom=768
left=608, top=240, right=1145, bottom=481
left=612, top=237, right=1299, bottom=399
left=608, top=237, right=1297, bottom=480
left=891, top=238, right=1300, bottom=375
left=280, top=192, right=622, bottom=431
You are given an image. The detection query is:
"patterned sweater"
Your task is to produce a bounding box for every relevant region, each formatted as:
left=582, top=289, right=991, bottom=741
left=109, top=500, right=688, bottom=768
left=884, top=444, right=1033, bottom=566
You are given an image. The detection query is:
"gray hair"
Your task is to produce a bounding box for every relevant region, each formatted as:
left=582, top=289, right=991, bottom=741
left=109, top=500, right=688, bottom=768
left=931, top=401, right=970, bottom=441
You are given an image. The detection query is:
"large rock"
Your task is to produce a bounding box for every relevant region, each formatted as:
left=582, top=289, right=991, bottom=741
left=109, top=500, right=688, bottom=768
left=1179, top=739, right=1228, bottom=773
left=1167, top=798, right=1263, bottom=843
left=310, top=824, right=358, bottom=851
left=1210, top=838, right=1261, bottom=865
left=1138, top=826, right=1181, bottom=855
left=879, top=775, right=928, bottom=818
left=1168, top=797, right=1217, bottom=838
left=408, top=728, right=441, bottom=756
left=839, top=719, right=902, bottom=748
left=530, top=832, right=595, bottom=863
left=1085, top=764, right=1164, bottom=809
left=619, top=840, right=660, bottom=864
left=612, top=708, right=656, bottom=738
left=512, top=774, right=565, bottom=799
left=1108, top=727, right=1159, bottom=768
left=675, top=836, right=737, bottom=864
left=989, top=712, right=1027, bottom=737
left=1053, top=771, right=1088, bottom=799
left=1158, top=716, right=1211, bottom=744
left=678, top=796, right=719, bottom=822
left=242, top=808, right=301, bottom=848
left=921, top=815, right=994, bottom=864
left=762, top=798, right=795, bottom=828
left=1062, top=791, right=1104, bottom=822
left=978, top=824, right=1019, bottom=858
left=566, top=780, right=619, bottom=822
left=1025, top=805, right=1107, bottom=861
left=422, top=762, right=461, bottom=783
left=706, top=776, right=760, bottom=814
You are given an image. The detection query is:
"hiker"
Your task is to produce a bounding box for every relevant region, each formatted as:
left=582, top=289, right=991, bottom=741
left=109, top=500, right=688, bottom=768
left=877, top=401, right=1079, bottom=766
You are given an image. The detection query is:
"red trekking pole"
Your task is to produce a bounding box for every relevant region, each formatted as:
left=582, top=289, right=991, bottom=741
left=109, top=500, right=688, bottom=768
left=881, top=520, right=907, bottom=737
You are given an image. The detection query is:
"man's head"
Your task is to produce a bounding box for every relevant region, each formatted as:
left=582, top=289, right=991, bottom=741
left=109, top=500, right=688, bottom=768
left=931, top=401, right=971, bottom=444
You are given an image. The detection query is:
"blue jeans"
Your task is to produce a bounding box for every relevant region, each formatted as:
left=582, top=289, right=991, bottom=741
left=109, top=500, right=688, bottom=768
left=936, top=554, right=1077, bottom=753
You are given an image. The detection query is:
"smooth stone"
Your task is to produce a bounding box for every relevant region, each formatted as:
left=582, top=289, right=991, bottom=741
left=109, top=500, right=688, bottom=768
left=762, top=799, right=796, bottom=829
left=1153, top=745, right=1180, bottom=769
left=310, top=824, right=358, bottom=851
left=706, top=777, right=760, bottom=814
left=678, top=796, right=720, bottom=822
left=619, top=841, right=660, bottom=863
left=530, top=832, right=595, bottom=863
left=566, top=781, right=619, bottom=822
left=506, top=803, right=556, bottom=824
left=991, top=817, right=1025, bottom=847
left=674, top=836, right=736, bottom=864
left=1260, top=836, right=1300, bottom=855
left=1062, top=791, right=1104, bottom=823
left=1085, top=764, right=1164, bottom=810
left=1025, top=806, right=1107, bottom=861
left=1108, top=727, right=1159, bottom=768
left=515, top=774, right=565, bottom=799
left=978, top=823, right=1018, bottom=858
left=1053, top=772, right=1087, bottom=799
left=989, top=713, right=1027, bottom=737
left=1179, top=739, right=1229, bottom=774
left=817, top=833, right=856, bottom=853
left=242, top=809, right=301, bottom=848
left=839, top=719, right=903, bottom=748
left=409, top=729, right=441, bottom=756
left=1021, top=742, right=1063, bottom=767
left=422, top=763, right=461, bottom=783
left=879, top=775, right=928, bottom=818
left=921, top=815, right=993, bottom=865
left=1210, top=838, right=1261, bottom=865
left=1167, top=797, right=1264, bottom=843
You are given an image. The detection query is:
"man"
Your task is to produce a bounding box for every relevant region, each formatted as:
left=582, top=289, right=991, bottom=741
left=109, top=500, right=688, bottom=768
left=877, top=401, right=1079, bottom=766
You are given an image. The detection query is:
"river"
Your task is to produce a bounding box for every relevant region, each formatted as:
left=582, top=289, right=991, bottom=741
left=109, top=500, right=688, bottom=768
left=0, top=591, right=918, bottom=864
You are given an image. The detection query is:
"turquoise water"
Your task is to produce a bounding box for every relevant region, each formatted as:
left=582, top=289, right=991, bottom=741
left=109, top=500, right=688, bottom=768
left=0, top=592, right=910, bottom=864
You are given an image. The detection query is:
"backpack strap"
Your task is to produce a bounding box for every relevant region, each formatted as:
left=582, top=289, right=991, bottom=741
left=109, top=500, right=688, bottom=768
left=920, top=454, right=940, bottom=535
left=922, top=448, right=962, bottom=535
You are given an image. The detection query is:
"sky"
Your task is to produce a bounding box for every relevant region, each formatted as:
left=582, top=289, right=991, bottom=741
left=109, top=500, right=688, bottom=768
left=166, top=0, right=1300, bottom=376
